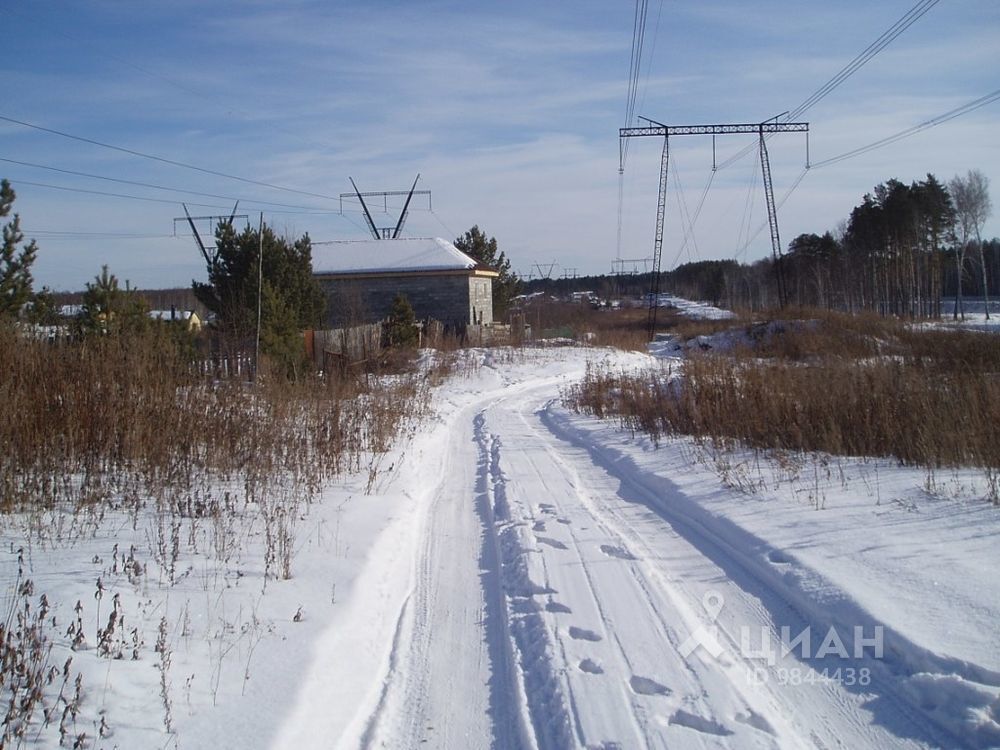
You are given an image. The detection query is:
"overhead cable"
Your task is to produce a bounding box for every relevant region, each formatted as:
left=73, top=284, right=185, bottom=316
left=9, top=178, right=230, bottom=210
left=0, top=113, right=340, bottom=202
left=787, top=0, right=940, bottom=120
left=621, top=0, right=650, bottom=170
left=0, top=156, right=330, bottom=212
left=716, top=0, right=940, bottom=172
left=811, top=88, right=1000, bottom=168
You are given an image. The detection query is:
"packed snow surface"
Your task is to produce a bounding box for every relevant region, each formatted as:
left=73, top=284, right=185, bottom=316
left=4, top=346, right=999, bottom=749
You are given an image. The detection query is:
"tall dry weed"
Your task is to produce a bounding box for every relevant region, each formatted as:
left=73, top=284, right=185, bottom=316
left=567, top=318, right=1000, bottom=474
left=0, top=325, right=429, bottom=511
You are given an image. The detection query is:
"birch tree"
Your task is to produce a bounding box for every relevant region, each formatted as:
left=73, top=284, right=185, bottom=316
left=950, top=170, right=993, bottom=319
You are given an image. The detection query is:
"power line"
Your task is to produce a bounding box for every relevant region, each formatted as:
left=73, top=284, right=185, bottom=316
left=618, top=0, right=653, bottom=265
left=670, top=158, right=700, bottom=264
left=670, top=169, right=715, bottom=269
left=788, top=0, right=940, bottom=120
left=429, top=209, right=457, bottom=240
left=4, top=5, right=346, bottom=161
left=621, top=0, right=650, bottom=170
left=26, top=231, right=182, bottom=241
left=633, top=0, right=665, bottom=136
left=734, top=160, right=761, bottom=259
left=811, top=88, right=1000, bottom=168
left=0, top=156, right=331, bottom=212
left=9, top=178, right=231, bottom=209
left=736, top=166, right=810, bottom=258
left=0, top=112, right=340, bottom=201
left=716, top=0, right=940, bottom=172
left=7, top=174, right=431, bottom=230
left=624, top=0, right=649, bottom=130
left=7, top=176, right=381, bottom=221
left=675, top=98, right=956, bottom=264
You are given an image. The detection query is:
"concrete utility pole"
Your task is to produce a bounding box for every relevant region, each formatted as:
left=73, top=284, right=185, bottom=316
left=620, top=117, right=809, bottom=337
left=254, top=212, right=263, bottom=382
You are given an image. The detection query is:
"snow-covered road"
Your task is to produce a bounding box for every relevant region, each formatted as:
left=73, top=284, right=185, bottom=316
left=273, top=348, right=1000, bottom=750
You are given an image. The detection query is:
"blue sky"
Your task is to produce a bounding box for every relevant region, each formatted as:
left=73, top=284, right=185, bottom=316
left=3, top=0, right=998, bottom=291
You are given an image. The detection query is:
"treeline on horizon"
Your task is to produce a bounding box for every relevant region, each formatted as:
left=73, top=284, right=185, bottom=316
left=525, top=172, right=997, bottom=316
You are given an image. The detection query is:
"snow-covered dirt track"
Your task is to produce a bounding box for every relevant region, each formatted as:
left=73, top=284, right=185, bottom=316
left=275, top=348, right=1000, bottom=750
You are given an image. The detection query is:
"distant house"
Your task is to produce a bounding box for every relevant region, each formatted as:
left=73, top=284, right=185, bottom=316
left=311, top=238, right=498, bottom=329
left=149, top=308, right=202, bottom=332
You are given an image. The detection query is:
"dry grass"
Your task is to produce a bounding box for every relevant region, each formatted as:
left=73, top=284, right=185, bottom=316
left=659, top=312, right=753, bottom=343
left=0, top=324, right=438, bottom=744
left=0, top=325, right=429, bottom=512
left=517, top=300, right=659, bottom=351
left=566, top=312, right=1000, bottom=483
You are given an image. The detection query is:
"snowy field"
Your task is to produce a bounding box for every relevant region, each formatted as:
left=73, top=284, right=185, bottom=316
left=3, top=345, right=1000, bottom=749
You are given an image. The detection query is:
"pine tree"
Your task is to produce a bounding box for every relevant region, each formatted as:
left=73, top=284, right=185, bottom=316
left=383, top=293, right=418, bottom=348
left=454, top=226, right=520, bottom=319
left=192, top=220, right=325, bottom=373
left=77, top=265, right=149, bottom=336
left=0, top=180, right=38, bottom=319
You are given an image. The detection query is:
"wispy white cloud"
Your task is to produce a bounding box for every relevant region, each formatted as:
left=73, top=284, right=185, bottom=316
left=3, top=0, right=998, bottom=289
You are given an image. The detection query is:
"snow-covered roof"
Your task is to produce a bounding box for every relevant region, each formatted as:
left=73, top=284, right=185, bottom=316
left=311, top=237, right=485, bottom=275
left=149, top=309, right=197, bottom=321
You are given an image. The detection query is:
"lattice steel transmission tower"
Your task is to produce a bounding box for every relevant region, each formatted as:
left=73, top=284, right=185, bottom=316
left=620, top=117, right=809, bottom=337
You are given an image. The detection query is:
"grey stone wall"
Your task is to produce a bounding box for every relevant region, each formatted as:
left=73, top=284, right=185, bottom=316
left=318, top=273, right=494, bottom=329
left=469, top=276, right=493, bottom=325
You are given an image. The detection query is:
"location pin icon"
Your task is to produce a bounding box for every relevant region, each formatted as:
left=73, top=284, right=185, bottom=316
left=702, top=591, right=724, bottom=621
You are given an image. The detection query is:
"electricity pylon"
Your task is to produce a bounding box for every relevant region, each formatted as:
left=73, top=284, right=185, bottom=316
left=175, top=202, right=248, bottom=269
left=620, top=117, right=809, bottom=337
left=342, top=175, right=430, bottom=240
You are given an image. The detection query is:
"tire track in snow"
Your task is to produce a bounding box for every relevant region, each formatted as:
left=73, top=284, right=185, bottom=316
left=500, top=402, right=756, bottom=749
left=533, top=403, right=907, bottom=747
left=360, top=376, right=576, bottom=749
left=364, top=403, right=496, bottom=748
left=488, top=384, right=943, bottom=748
left=478, top=411, right=570, bottom=749
left=516, top=403, right=803, bottom=746
left=506, top=435, right=657, bottom=749
left=539, top=400, right=978, bottom=749
left=474, top=410, right=541, bottom=750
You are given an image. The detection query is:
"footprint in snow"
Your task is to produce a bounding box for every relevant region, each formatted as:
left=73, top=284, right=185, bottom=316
left=579, top=659, right=604, bottom=675
left=767, top=550, right=791, bottom=564
left=545, top=600, right=572, bottom=614
left=668, top=710, right=733, bottom=736
left=734, top=710, right=775, bottom=735
left=600, top=544, right=636, bottom=561
left=568, top=626, right=603, bottom=642
left=628, top=676, right=671, bottom=696
left=537, top=536, right=568, bottom=550
left=557, top=518, right=571, bottom=525
left=532, top=520, right=546, bottom=532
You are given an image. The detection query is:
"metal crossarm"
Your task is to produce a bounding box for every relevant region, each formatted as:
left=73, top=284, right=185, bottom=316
left=342, top=176, right=432, bottom=239
left=620, top=122, right=809, bottom=138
